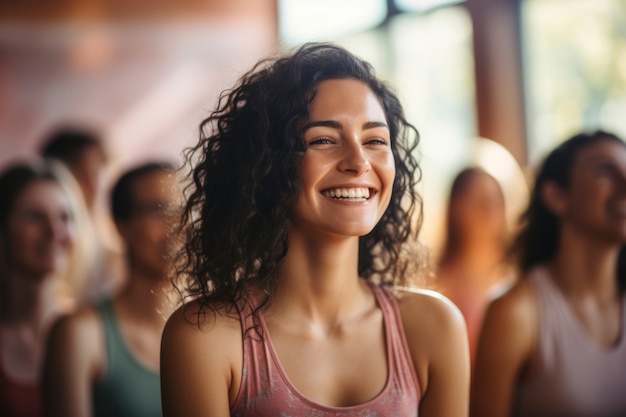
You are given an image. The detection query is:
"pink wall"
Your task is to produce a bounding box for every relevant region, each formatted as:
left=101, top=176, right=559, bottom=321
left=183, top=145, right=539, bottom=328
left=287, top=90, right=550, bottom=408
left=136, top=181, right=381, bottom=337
left=0, top=4, right=278, bottom=178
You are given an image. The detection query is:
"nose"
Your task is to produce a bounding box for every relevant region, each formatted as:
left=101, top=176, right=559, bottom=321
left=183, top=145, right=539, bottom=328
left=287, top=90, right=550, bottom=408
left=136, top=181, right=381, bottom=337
left=48, top=215, right=72, bottom=244
left=338, top=142, right=371, bottom=176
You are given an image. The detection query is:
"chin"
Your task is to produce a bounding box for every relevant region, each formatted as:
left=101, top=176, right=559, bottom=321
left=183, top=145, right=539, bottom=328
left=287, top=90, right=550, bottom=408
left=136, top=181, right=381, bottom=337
left=337, top=224, right=378, bottom=238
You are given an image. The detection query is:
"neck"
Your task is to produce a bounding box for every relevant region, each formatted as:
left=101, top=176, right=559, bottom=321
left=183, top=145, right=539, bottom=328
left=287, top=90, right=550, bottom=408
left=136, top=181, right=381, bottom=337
left=1, top=270, right=67, bottom=329
left=548, top=226, right=620, bottom=303
left=272, top=231, right=367, bottom=326
left=117, top=265, right=174, bottom=324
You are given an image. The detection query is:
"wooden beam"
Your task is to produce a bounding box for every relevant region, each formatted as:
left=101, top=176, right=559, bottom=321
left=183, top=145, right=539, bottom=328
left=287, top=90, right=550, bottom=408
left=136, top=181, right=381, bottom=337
left=466, top=0, right=527, bottom=166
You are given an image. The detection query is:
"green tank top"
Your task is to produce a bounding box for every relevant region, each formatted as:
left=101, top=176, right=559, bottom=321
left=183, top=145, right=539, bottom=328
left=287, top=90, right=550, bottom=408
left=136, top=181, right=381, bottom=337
left=92, top=301, right=162, bottom=417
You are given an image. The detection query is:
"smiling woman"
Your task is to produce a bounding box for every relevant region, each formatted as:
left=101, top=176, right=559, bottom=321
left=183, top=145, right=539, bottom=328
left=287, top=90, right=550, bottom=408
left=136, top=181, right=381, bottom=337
left=294, top=78, right=396, bottom=238
left=0, top=159, right=78, bottom=417
left=161, top=42, right=469, bottom=417
left=472, top=130, right=626, bottom=417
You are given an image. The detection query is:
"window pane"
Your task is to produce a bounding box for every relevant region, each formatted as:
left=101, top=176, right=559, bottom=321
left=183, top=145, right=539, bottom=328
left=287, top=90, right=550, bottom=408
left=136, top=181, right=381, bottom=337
left=522, top=0, right=626, bottom=163
left=395, top=0, right=465, bottom=13
left=278, top=0, right=387, bottom=46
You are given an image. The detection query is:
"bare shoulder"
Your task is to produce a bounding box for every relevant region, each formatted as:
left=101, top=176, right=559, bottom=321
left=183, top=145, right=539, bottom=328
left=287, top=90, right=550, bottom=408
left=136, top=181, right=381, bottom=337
left=393, top=286, right=467, bottom=355
left=161, top=300, right=243, bottom=416
left=394, top=286, right=466, bottom=334
left=161, top=300, right=243, bottom=370
left=162, top=300, right=242, bottom=347
left=392, top=287, right=470, bottom=414
left=44, top=304, right=105, bottom=387
left=483, top=276, right=537, bottom=331
left=477, top=275, right=539, bottom=368
left=49, top=305, right=102, bottom=350
left=471, top=275, right=538, bottom=417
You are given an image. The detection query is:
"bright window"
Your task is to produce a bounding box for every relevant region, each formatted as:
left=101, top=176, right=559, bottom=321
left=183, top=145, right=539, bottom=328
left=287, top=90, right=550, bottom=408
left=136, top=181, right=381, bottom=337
left=522, top=0, right=626, bottom=164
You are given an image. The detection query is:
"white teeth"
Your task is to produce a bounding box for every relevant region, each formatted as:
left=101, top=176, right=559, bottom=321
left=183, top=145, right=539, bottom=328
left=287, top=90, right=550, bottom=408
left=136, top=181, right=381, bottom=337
left=322, top=187, right=371, bottom=200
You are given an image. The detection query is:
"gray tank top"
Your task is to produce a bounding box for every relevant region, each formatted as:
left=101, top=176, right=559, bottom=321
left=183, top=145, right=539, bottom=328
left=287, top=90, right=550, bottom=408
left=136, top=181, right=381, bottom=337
left=512, top=266, right=626, bottom=417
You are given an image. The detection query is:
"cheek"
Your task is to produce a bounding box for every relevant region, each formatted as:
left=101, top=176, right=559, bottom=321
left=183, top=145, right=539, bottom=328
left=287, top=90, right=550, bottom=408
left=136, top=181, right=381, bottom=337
left=132, top=223, right=170, bottom=254
left=381, top=156, right=396, bottom=199
left=7, top=224, right=39, bottom=251
left=298, top=154, right=332, bottom=187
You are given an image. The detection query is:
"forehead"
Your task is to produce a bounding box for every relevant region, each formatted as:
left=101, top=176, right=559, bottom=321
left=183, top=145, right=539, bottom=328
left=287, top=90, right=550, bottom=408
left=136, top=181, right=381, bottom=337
left=573, top=139, right=626, bottom=168
left=308, top=78, right=386, bottom=120
left=130, top=170, right=178, bottom=202
left=13, top=180, right=69, bottom=209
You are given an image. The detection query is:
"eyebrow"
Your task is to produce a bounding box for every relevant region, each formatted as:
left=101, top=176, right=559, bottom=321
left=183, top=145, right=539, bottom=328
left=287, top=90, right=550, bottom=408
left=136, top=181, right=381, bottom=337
left=302, top=120, right=388, bottom=131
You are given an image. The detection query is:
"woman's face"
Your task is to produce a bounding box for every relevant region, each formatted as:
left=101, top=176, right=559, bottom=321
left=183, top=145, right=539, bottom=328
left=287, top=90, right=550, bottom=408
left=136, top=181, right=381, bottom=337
left=3, top=180, right=75, bottom=279
left=116, top=170, right=180, bottom=278
left=554, top=139, right=626, bottom=244
left=450, top=172, right=506, bottom=244
left=292, top=78, right=396, bottom=238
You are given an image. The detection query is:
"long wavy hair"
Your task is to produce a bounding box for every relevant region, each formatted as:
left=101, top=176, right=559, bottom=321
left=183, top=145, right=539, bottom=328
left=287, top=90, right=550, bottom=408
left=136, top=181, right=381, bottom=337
left=0, top=158, right=87, bottom=316
left=177, top=42, right=423, bottom=321
left=510, top=130, right=626, bottom=291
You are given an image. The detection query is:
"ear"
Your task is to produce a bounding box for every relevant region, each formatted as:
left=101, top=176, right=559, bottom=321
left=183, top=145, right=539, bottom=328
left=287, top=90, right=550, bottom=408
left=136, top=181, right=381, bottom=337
left=540, top=180, right=568, bottom=216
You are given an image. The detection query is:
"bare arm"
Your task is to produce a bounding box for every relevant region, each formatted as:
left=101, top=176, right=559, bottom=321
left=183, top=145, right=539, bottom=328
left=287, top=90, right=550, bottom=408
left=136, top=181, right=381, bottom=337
left=160, top=304, right=242, bottom=417
left=470, top=281, right=536, bottom=417
left=42, top=310, right=102, bottom=417
left=399, top=290, right=470, bottom=417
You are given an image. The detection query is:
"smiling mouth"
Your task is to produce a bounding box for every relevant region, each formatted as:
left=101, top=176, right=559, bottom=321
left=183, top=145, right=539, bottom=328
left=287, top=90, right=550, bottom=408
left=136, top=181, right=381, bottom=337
left=321, top=187, right=372, bottom=201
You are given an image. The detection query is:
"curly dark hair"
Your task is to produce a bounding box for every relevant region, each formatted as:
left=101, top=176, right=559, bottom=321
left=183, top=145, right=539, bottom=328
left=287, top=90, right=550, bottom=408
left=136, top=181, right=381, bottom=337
left=177, top=42, right=423, bottom=320
left=510, top=130, right=626, bottom=291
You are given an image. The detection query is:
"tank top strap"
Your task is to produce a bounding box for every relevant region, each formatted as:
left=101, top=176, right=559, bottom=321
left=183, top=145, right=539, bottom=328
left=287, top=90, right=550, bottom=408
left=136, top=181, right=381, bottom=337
left=96, top=301, right=118, bottom=369
left=529, top=266, right=626, bottom=354
left=528, top=266, right=582, bottom=367
left=368, top=282, right=421, bottom=394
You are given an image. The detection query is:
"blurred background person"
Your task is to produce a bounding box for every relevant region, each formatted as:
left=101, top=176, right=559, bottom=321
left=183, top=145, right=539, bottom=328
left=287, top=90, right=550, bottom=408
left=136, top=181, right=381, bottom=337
left=40, top=127, right=125, bottom=304
left=0, top=159, right=83, bottom=417
left=472, top=130, right=626, bottom=417
left=40, top=127, right=107, bottom=214
left=43, top=161, right=180, bottom=417
left=435, top=167, right=513, bottom=367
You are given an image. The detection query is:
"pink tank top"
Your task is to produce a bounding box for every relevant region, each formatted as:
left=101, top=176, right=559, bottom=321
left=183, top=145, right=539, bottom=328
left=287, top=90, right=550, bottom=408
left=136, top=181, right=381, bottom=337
left=230, top=282, right=420, bottom=416
left=513, top=267, right=626, bottom=417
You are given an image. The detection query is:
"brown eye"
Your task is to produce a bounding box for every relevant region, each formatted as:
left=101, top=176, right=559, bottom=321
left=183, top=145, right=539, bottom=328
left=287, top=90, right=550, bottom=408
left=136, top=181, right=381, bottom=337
left=308, top=137, right=335, bottom=145
left=365, top=138, right=388, bottom=146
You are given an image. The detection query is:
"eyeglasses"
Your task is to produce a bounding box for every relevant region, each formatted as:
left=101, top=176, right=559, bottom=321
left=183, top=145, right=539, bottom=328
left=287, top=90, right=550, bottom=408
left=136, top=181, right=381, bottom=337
left=132, top=201, right=181, bottom=220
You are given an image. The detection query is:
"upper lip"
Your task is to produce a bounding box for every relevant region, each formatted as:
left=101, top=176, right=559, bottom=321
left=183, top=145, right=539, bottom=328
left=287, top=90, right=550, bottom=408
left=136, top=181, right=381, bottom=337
left=321, top=183, right=377, bottom=191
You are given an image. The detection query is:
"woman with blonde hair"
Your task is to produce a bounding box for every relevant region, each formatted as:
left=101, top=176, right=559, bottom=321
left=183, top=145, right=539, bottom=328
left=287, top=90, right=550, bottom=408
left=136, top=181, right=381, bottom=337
left=0, top=159, right=80, bottom=417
